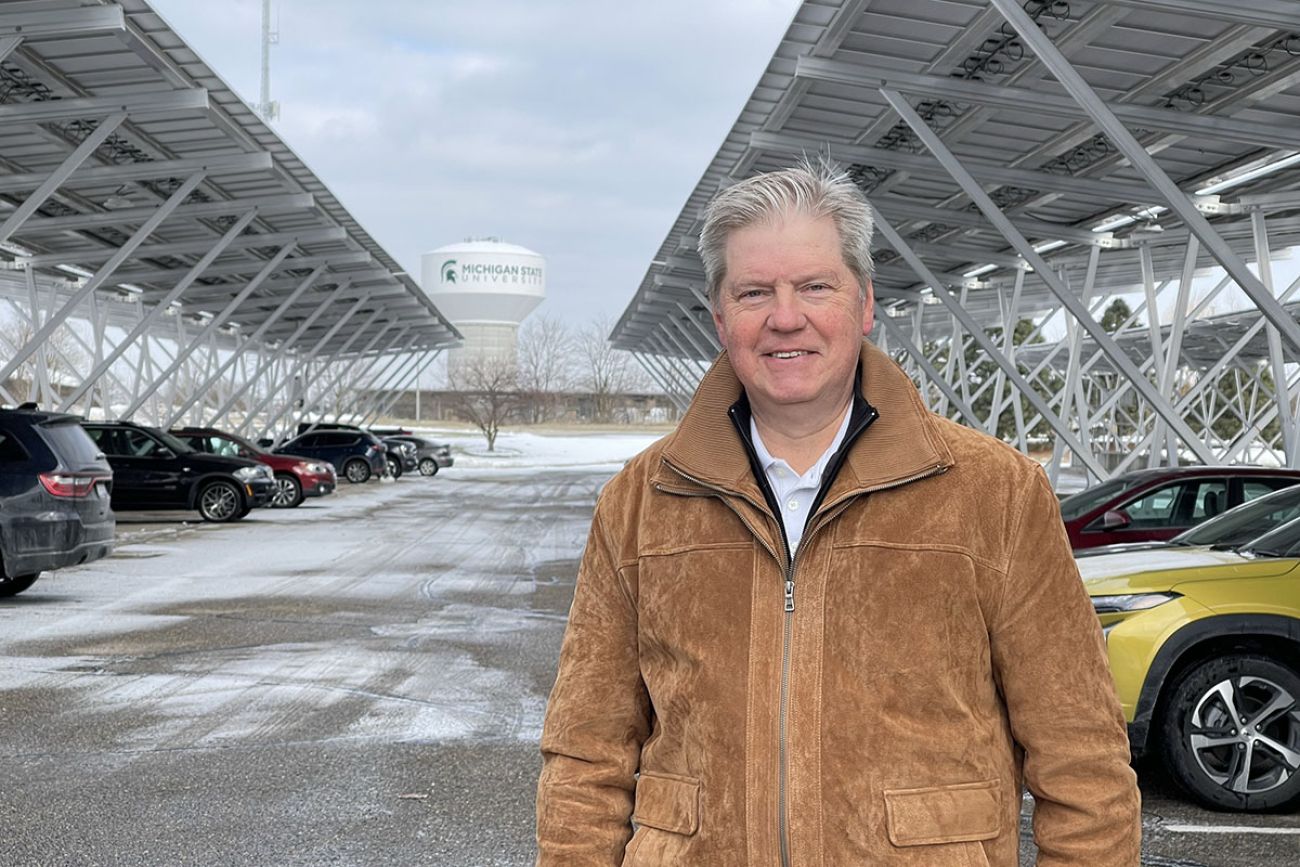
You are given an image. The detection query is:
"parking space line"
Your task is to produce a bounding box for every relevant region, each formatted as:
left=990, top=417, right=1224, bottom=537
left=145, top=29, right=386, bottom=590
left=1163, top=824, right=1300, bottom=835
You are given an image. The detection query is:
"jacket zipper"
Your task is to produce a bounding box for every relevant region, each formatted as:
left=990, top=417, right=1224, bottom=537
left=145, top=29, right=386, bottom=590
left=659, top=459, right=947, bottom=867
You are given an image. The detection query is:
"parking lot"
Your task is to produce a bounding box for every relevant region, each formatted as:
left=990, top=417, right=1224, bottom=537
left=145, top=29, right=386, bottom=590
left=1, top=453, right=1298, bottom=866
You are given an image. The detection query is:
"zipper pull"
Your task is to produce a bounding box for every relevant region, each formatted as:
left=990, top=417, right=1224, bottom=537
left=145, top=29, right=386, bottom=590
left=784, top=579, right=795, bottom=612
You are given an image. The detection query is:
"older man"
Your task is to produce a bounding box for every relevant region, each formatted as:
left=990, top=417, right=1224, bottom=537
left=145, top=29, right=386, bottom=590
left=536, top=163, right=1141, bottom=866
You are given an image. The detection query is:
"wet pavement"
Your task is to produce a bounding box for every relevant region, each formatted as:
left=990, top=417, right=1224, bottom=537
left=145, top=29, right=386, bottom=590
left=1, top=463, right=1297, bottom=865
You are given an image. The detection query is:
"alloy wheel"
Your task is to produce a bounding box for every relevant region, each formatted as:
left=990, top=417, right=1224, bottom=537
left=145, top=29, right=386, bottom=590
left=199, top=481, right=241, bottom=522
left=270, top=474, right=302, bottom=508
left=1187, top=674, right=1300, bottom=796
left=345, top=459, right=370, bottom=483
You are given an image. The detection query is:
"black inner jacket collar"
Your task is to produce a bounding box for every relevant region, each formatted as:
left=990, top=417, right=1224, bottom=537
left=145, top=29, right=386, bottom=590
left=726, top=367, right=879, bottom=563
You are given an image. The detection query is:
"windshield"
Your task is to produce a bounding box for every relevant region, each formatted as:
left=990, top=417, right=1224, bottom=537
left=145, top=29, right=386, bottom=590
left=1240, top=514, right=1300, bottom=558
left=1059, top=476, right=1145, bottom=521
left=224, top=431, right=264, bottom=455
left=153, top=428, right=196, bottom=454
left=1175, top=485, right=1300, bottom=548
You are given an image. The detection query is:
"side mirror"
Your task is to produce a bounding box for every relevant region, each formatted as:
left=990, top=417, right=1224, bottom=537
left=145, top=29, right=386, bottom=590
left=1101, top=509, right=1131, bottom=530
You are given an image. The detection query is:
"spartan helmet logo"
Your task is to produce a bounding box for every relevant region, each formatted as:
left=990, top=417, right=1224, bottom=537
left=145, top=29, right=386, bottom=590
left=441, top=260, right=458, bottom=284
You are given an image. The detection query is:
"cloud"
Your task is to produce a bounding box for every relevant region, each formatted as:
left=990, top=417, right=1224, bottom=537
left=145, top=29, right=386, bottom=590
left=148, top=0, right=800, bottom=323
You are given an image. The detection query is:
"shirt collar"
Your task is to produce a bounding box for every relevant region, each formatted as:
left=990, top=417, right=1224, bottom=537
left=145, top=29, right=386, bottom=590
left=749, top=403, right=854, bottom=483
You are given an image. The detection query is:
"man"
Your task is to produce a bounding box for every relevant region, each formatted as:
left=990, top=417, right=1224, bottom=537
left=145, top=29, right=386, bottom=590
left=536, top=163, right=1141, bottom=865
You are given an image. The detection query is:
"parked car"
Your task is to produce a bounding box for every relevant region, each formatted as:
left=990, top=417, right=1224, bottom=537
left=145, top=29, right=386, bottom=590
left=274, top=429, right=386, bottom=484
left=1059, top=466, right=1300, bottom=550
left=1079, top=518, right=1300, bottom=811
left=0, top=407, right=115, bottom=597
left=1077, top=483, right=1300, bottom=559
left=171, top=427, right=336, bottom=508
left=381, top=437, right=418, bottom=479
left=385, top=435, right=454, bottom=476
left=80, top=420, right=273, bottom=522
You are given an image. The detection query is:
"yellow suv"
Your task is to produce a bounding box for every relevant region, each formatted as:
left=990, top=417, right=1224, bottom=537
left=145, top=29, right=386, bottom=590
left=1078, top=487, right=1300, bottom=812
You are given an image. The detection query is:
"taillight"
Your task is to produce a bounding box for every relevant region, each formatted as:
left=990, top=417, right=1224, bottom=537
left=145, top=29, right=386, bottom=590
left=39, top=472, right=107, bottom=498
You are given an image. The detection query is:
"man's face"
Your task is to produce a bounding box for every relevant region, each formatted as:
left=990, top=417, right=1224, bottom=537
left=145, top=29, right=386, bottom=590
left=712, top=212, right=874, bottom=421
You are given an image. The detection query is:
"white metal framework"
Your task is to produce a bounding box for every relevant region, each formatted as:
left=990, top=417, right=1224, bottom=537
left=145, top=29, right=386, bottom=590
left=612, top=0, right=1300, bottom=483
left=0, top=0, right=459, bottom=437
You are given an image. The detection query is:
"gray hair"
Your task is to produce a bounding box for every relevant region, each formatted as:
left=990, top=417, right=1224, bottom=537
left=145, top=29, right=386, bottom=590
left=699, top=158, right=875, bottom=307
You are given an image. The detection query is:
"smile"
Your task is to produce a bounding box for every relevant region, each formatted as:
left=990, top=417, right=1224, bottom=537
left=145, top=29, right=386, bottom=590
left=767, top=350, right=810, bottom=359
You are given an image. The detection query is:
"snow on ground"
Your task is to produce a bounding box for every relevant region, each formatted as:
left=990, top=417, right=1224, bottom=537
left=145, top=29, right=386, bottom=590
left=411, top=425, right=665, bottom=472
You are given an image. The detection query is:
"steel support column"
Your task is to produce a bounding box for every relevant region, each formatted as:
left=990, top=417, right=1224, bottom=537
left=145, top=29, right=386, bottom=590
left=0, top=172, right=205, bottom=388
left=991, top=0, right=1300, bottom=358
left=882, top=87, right=1216, bottom=467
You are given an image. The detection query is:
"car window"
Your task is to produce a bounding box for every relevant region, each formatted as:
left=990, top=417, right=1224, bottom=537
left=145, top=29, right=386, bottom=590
left=154, top=429, right=194, bottom=454
left=1060, top=476, right=1145, bottom=521
left=1190, top=479, right=1228, bottom=520
left=1117, top=483, right=1182, bottom=527
left=0, top=432, right=29, bottom=462
left=324, top=433, right=359, bottom=445
left=1243, top=480, right=1281, bottom=502
left=1253, top=477, right=1300, bottom=497
left=122, top=428, right=163, bottom=457
left=293, top=434, right=319, bottom=448
left=36, top=421, right=101, bottom=465
left=206, top=436, right=241, bottom=458
left=1176, top=485, right=1300, bottom=547
left=1244, top=516, right=1300, bottom=558
left=83, top=427, right=123, bottom=456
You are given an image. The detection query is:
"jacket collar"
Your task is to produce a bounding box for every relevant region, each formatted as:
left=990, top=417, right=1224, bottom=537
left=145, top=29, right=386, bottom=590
left=657, top=341, right=955, bottom=501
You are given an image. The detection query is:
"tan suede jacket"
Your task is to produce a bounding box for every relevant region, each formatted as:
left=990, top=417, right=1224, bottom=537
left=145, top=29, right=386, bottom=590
left=537, top=342, right=1141, bottom=866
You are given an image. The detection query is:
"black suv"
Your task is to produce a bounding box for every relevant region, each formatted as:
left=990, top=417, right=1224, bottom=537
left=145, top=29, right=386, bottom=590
left=274, top=429, right=387, bottom=483
left=81, top=421, right=274, bottom=522
left=1, top=407, right=115, bottom=596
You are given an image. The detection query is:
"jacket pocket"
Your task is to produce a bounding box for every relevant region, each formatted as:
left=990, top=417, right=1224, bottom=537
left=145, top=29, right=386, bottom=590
left=632, top=770, right=700, bottom=835
left=883, top=779, right=1001, bottom=847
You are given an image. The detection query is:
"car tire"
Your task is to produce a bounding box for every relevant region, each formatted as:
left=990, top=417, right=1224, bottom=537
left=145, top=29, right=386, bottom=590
left=419, top=458, right=439, bottom=477
left=197, top=479, right=244, bottom=523
left=271, top=473, right=304, bottom=508
left=386, top=456, right=402, bottom=479
left=1161, top=653, right=1300, bottom=811
left=0, top=573, right=39, bottom=597
left=344, top=458, right=371, bottom=484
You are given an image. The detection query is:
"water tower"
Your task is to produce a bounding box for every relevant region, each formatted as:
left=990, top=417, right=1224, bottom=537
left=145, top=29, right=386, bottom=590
left=421, top=238, right=545, bottom=366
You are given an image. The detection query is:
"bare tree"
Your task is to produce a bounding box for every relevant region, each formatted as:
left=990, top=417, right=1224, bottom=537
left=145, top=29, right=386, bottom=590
left=574, top=316, right=649, bottom=423
left=446, top=351, right=521, bottom=451
left=0, top=309, right=89, bottom=407
left=516, top=314, right=573, bottom=423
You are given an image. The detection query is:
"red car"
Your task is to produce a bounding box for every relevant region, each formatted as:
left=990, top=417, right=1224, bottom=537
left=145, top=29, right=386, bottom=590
left=172, top=427, right=336, bottom=508
left=1059, top=466, right=1300, bottom=550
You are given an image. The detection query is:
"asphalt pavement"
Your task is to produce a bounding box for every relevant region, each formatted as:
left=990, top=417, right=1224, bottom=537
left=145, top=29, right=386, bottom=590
left=1, top=463, right=1297, bottom=865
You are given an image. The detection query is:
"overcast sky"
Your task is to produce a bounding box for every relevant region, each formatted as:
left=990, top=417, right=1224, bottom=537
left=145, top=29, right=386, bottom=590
left=148, top=0, right=800, bottom=327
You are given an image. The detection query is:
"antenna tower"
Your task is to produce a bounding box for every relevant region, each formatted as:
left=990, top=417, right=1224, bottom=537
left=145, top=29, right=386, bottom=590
left=257, top=0, right=280, bottom=121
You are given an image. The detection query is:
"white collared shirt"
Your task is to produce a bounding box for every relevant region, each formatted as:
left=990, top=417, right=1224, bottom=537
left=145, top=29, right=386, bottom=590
left=750, top=406, right=853, bottom=557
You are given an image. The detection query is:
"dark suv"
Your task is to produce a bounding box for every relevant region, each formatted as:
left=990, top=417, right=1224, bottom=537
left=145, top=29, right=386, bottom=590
left=1060, top=466, right=1300, bottom=550
left=81, top=421, right=274, bottom=522
left=274, top=429, right=386, bottom=484
left=0, top=407, right=115, bottom=596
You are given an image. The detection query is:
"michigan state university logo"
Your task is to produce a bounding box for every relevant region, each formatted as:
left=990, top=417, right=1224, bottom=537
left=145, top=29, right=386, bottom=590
left=441, top=260, right=457, bottom=284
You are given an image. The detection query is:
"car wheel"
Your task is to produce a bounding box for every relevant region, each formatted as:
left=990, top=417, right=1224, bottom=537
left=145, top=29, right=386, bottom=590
left=344, top=458, right=371, bottom=484
left=386, top=456, right=402, bottom=479
left=0, top=573, right=39, bottom=597
left=419, top=458, right=438, bottom=476
left=271, top=473, right=304, bottom=508
left=1161, top=654, right=1300, bottom=811
left=198, top=479, right=244, bottom=523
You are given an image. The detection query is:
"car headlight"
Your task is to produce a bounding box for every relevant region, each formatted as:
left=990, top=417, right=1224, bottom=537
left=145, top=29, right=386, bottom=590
left=1090, top=592, right=1181, bottom=614
left=301, top=462, right=329, bottom=474
left=234, top=466, right=261, bottom=482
